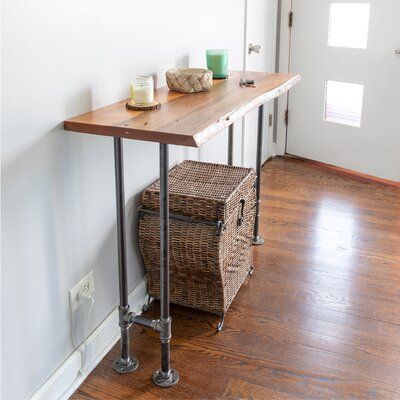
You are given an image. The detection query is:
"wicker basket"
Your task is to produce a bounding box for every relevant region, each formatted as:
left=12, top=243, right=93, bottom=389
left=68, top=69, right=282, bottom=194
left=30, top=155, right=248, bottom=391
left=138, top=160, right=256, bottom=315
left=166, top=68, right=213, bottom=94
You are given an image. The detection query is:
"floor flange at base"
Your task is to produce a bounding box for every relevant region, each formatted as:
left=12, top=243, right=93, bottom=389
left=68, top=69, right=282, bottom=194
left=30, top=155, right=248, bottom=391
left=153, top=368, right=179, bottom=387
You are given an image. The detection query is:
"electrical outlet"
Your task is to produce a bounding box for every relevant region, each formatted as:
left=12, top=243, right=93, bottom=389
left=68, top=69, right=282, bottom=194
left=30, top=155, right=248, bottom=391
left=69, top=271, right=95, bottom=312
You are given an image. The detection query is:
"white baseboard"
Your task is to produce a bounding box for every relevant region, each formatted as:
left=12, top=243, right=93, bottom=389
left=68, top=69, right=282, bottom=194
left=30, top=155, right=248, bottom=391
left=29, top=278, right=149, bottom=400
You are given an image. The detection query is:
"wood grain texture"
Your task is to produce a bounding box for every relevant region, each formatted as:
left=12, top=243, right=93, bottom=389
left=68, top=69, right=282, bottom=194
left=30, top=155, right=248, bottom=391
left=64, top=71, right=300, bottom=147
left=71, top=157, right=400, bottom=400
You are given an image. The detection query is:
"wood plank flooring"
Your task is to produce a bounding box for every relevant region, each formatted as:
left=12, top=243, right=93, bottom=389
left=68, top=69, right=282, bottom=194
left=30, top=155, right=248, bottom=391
left=72, top=157, right=400, bottom=400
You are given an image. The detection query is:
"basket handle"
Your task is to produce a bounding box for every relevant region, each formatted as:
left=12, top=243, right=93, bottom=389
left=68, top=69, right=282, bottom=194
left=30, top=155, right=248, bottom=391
left=238, top=199, right=245, bottom=226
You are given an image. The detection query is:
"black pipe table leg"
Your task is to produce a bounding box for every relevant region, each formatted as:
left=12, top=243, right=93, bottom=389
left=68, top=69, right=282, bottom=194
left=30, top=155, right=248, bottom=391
left=252, top=104, right=265, bottom=246
left=112, top=137, right=139, bottom=374
left=227, top=124, right=234, bottom=166
left=153, top=143, right=179, bottom=387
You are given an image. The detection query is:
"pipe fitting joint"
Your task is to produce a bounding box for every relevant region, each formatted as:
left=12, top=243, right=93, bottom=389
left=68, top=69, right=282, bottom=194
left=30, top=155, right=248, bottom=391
left=118, top=305, right=132, bottom=328
left=158, top=317, right=171, bottom=343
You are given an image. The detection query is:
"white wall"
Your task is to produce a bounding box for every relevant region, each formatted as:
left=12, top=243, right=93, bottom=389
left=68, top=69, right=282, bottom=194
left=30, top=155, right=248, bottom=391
left=1, top=1, right=248, bottom=399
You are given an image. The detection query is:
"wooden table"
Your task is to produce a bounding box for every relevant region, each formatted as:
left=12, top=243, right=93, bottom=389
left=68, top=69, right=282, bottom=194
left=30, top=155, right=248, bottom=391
left=64, top=70, right=300, bottom=387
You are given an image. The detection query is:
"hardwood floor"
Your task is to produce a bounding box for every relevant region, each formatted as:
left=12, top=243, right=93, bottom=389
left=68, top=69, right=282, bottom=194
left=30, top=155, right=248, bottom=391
left=72, top=157, right=400, bottom=400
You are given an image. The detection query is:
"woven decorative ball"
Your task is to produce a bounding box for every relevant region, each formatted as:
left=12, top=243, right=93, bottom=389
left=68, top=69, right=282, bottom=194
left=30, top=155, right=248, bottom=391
left=166, top=68, right=213, bottom=94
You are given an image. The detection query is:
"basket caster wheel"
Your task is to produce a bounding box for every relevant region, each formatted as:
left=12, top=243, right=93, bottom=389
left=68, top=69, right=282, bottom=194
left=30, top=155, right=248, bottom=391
left=216, top=313, right=225, bottom=332
left=142, top=294, right=152, bottom=312
left=248, top=266, right=254, bottom=276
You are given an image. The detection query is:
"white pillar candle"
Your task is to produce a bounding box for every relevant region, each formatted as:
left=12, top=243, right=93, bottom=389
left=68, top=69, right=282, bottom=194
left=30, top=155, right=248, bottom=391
left=132, top=86, right=154, bottom=104
left=131, top=76, right=154, bottom=105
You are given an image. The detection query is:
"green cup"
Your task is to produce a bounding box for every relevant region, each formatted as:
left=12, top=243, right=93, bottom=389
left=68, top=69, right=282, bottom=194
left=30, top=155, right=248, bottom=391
left=206, top=49, right=228, bottom=79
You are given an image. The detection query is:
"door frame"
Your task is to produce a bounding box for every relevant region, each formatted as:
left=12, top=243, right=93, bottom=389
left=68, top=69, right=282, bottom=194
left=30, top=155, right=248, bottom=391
left=275, top=0, right=293, bottom=156
left=242, top=0, right=281, bottom=165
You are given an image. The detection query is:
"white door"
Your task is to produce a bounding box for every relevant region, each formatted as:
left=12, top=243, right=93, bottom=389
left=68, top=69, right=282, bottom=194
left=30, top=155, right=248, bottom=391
left=287, top=0, right=400, bottom=181
left=243, top=0, right=277, bottom=168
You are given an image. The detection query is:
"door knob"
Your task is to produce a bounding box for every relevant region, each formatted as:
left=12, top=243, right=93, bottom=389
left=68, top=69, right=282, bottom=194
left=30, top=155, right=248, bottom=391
left=248, top=43, right=261, bottom=55
left=395, top=49, right=400, bottom=57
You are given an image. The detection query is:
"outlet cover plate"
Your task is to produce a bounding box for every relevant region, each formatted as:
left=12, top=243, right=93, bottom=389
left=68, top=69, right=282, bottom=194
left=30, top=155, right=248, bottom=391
left=69, top=271, right=95, bottom=312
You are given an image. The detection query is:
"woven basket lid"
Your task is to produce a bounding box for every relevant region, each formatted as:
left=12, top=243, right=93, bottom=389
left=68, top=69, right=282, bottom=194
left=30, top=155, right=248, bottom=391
left=142, top=160, right=256, bottom=222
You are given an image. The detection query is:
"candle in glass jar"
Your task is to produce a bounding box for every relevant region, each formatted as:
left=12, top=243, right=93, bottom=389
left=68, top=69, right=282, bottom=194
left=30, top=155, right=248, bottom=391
left=206, top=49, right=229, bottom=79
left=131, top=76, right=154, bottom=105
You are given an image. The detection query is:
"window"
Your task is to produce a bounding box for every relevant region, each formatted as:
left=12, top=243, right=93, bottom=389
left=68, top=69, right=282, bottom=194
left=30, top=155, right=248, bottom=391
left=324, top=80, right=364, bottom=127
left=328, top=3, right=370, bottom=49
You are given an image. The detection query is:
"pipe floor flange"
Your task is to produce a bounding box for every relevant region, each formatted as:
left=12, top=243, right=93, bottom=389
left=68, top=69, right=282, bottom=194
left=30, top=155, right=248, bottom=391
left=252, top=235, right=265, bottom=246
left=113, top=357, right=139, bottom=374
left=153, top=368, right=179, bottom=387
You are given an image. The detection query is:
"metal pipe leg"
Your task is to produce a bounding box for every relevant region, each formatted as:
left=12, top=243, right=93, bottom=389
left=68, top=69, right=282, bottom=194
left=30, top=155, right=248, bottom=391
left=227, top=124, right=234, bottom=166
left=153, top=143, right=179, bottom=387
left=112, top=137, right=139, bottom=374
left=252, top=105, right=265, bottom=246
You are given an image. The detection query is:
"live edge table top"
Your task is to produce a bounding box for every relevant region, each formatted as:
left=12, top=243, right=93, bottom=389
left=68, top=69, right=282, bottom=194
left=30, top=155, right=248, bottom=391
left=64, top=71, right=301, bottom=148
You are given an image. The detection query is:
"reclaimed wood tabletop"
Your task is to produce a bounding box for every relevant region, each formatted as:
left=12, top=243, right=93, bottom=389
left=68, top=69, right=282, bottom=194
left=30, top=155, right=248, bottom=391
left=64, top=71, right=300, bottom=148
